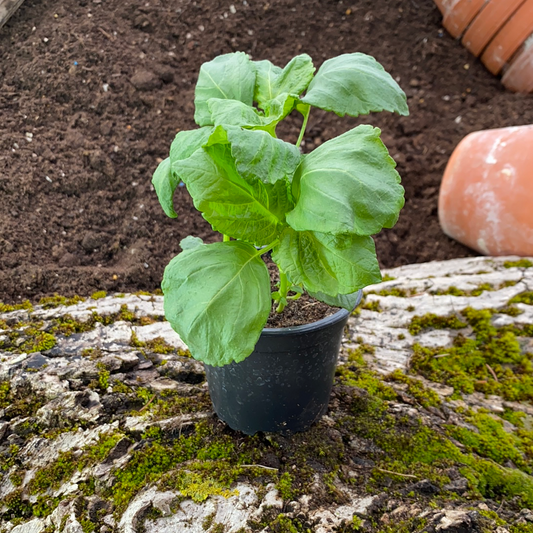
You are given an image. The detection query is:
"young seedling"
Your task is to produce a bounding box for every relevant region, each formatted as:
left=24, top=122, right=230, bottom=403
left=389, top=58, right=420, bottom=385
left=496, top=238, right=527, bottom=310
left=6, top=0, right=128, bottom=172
left=153, top=52, right=408, bottom=366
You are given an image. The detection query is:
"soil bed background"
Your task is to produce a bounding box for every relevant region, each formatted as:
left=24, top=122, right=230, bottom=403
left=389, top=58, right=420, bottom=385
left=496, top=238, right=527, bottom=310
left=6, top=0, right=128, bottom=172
left=1, top=0, right=532, bottom=304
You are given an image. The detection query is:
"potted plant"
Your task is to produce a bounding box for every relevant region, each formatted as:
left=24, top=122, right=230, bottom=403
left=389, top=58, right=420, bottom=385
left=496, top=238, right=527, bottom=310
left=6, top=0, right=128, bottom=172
left=152, top=51, right=408, bottom=434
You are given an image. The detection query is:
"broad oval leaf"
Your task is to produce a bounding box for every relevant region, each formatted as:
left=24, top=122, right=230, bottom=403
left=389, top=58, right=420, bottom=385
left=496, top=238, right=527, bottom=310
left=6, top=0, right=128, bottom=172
left=253, top=59, right=282, bottom=109
left=152, top=127, right=213, bottom=218
left=301, top=53, right=409, bottom=118
left=286, top=125, right=405, bottom=236
left=180, top=235, right=204, bottom=250
left=194, top=52, right=256, bottom=127
left=152, top=157, right=179, bottom=218
left=254, top=54, right=315, bottom=110
left=225, top=126, right=301, bottom=184
left=173, top=143, right=285, bottom=245
left=207, top=98, right=273, bottom=128
left=272, top=227, right=382, bottom=296
left=170, top=127, right=213, bottom=165
left=307, top=289, right=363, bottom=311
left=162, top=241, right=271, bottom=366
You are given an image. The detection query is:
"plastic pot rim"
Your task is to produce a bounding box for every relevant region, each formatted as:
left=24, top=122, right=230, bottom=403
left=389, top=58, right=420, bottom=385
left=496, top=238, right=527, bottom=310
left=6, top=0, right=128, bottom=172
left=259, top=289, right=362, bottom=337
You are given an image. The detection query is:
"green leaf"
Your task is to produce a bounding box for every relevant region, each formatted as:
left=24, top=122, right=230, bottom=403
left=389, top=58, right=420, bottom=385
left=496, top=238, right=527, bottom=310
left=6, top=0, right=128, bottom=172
left=264, top=179, right=295, bottom=222
left=207, top=98, right=273, bottom=128
left=152, top=157, right=178, bottom=218
left=301, top=53, right=409, bottom=118
left=225, top=126, right=301, bottom=184
left=307, top=290, right=363, bottom=311
left=286, top=125, right=405, bottom=236
left=262, top=93, right=300, bottom=123
left=253, top=59, right=282, bottom=108
left=169, top=127, right=213, bottom=166
left=180, top=236, right=204, bottom=250
left=254, top=54, right=315, bottom=110
left=272, top=227, right=381, bottom=296
left=194, top=52, right=256, bottom=127
left=172, top=143, right=285, bottom=244
left=151, top=127, right=214, bottom=218
left=162, top=241, right=271, bottom=366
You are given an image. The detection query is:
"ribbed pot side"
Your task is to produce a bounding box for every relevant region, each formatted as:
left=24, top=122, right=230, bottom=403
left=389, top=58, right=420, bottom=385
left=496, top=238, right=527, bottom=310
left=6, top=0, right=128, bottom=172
left=204, top=302, right=357, bottom=435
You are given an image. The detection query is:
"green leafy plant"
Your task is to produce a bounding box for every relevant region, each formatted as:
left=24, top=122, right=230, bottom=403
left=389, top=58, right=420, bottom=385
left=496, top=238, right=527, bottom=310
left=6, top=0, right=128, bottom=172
left=153, top=52, right=408, bottom=366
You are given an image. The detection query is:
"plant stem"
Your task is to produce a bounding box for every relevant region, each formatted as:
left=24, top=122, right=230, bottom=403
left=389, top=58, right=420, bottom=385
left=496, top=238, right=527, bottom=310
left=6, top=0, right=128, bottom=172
left=276, top=269, right=289, bottom=313
left=296, top=105, right=311, bottom=148
left=223, top=234, right=230, bottom=242
left=253, top=240, right=279, bottom=258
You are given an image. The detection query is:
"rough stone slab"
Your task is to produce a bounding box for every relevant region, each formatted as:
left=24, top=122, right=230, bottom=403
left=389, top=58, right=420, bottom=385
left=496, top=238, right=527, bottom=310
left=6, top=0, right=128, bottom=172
left=142, top=484, right=261, bottom=533
left=0, top=256, right=532, bottom=532
left=355, top=255, right=533, bottom=373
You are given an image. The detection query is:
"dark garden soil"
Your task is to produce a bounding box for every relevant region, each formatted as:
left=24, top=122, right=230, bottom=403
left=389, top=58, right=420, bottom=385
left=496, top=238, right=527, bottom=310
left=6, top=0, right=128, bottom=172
left=1, top=0, right=533, bottom=305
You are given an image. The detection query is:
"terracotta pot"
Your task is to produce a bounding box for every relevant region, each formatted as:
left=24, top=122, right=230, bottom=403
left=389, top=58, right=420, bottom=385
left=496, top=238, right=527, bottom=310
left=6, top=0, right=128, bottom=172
left=461, top=0, right=524, bottom=57
left=481, top=0, right=533, bottom=74
left=438, top=125, right=533, bottom=256
left=433, top=0, right=533, bottom=92
left=434, top=0, right=488, bottom=39
left=501, top=42, right=533, bottom=92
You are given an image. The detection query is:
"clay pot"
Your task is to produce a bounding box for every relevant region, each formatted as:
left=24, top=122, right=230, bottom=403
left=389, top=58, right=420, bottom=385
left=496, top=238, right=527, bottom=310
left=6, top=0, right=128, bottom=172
left=481, top=0, right=533, bottom=74
left=501, top=43, right=533, bottom=93
left=461, top=0, right=524, bottom=57
left=438, top=125, right=533, bottom=256
left=434, top=0, right=488, bottom=39
left=433, top=0, right=533, bottom=92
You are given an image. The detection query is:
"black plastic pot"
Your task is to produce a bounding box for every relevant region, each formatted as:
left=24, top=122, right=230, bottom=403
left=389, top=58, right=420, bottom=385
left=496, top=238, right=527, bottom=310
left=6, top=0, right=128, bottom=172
left=204, top=293, right=361, bottom=435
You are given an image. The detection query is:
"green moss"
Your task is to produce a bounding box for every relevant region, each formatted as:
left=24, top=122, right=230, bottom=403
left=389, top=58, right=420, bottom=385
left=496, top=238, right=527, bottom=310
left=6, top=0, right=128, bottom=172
left=499, top=305, right=524, bottom=317
left=28, top=432, right=123, bottom=496
left=408, top=313, right=467, bottom=336
left=432, top=286, right=466, bottom=297
left=386, top=370, right=441, bottom=408
left=22, top=331, right=56, bottom=353
left=173, top=472, right=236, bottom=503
left=118, top=304, right=136, bottom=322
left=269, top=514, right=304, bottom=533
left=0, top=321, right=57, bottom=354
left=372, top=288, right=409, bottom=297
left=509, top=292, right=533, bottom=306
left=28, top=451, right=77, bottom=494
left=96, top=362, right=110, bottom=391
left=38, top=294, right=85, bottom=309
left=110, top=421, right=240, bottom=511
left=276, top=472, right=295, bottom=500
left=91, top=291, right=107, bottom=300
left=449, top=411, right=530, bottom=470
left=504, top=259, right=533, bottom=268
left=3, top=489, right=33, bottom=521
left=0, top=382, right=46, bottom=421
left=80, top=518, right=96, bottom=533
left=131, top=332, right=190, bottom=359
left=112, top=380, right=132, bottom=394
left=0, top=380, right=10, bottom=408
left=361, top=300, right=382, bottom=312
left=336, top=346, right=397, bottom=401
left=382, top=274, right=396, bottom=282
left=470, top=282, right=494, bottom=296
left=145, top=337, right=176, bottom=354
left=51, top=314, right=96, bottom=337
left=410, top=307, right=533, bottom=401
left=0, top=300, right=33, bottom=313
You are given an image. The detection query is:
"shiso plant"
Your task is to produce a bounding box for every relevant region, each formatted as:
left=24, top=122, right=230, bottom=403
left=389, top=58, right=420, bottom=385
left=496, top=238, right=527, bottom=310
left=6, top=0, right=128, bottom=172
left=152, top=51, right=408, bottom=366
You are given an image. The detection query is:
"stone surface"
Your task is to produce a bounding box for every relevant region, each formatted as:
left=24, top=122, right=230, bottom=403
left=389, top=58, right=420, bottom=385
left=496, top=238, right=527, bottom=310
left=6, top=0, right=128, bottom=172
left=0, top=256, right=532, bottom=532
